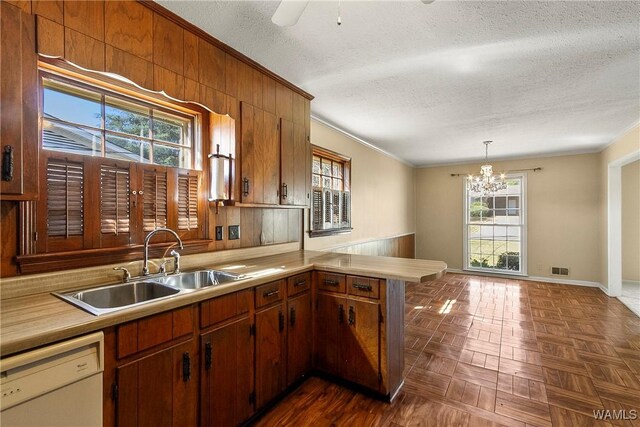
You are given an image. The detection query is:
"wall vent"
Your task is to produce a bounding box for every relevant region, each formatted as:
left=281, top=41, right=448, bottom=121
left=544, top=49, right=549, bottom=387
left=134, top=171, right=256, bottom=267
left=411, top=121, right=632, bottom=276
left=551, top=267, right=569, bottom=276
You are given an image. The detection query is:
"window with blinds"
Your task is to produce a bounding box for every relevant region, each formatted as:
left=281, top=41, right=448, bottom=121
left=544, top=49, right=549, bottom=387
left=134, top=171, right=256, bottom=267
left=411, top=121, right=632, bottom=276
left=46, top=159, right=84, bottom=237
left=143, top=169, right=168, bottom=231
left=100, top=165, right=130, bottom=235
left=310, top=147, right=352, bottom=236
left=178, top=174, right=198, bottom=231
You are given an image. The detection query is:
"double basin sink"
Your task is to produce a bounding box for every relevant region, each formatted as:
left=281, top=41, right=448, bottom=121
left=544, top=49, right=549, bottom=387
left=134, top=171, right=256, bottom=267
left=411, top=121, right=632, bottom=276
left=56, top=270, right=243, bottom=316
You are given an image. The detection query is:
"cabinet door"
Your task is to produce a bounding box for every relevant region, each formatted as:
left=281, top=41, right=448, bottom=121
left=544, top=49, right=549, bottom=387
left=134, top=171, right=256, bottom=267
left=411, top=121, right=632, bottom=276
left=279, top=118, right=294, bottom=205
left=287, top=292, right=312, bottom=386
left=0, top=3, right=38, bottom=200
left=262, top=111, right=280, bottom=204
left=292, top=122, right=308, bottom=206
left=255, top=302, right=287, bottom=408
left=116, top=340, right=197, bottom=427
left=240, top=102, right=255, bottom=203
left=314, top=292, right=346, bottom=377
left=343, top=298, right=381, bottom=391
left=201, top=318, right=254, bottom=427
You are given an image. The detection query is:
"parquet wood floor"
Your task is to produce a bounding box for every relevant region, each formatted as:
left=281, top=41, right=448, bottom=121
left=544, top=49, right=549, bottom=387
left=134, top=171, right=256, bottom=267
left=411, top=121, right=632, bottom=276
left=252, top=273, right=640, bottom=427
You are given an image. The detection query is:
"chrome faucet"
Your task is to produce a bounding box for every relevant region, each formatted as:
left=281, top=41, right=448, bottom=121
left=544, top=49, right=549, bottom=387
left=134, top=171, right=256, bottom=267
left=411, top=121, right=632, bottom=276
left=143, top=228, right=184, bottom=276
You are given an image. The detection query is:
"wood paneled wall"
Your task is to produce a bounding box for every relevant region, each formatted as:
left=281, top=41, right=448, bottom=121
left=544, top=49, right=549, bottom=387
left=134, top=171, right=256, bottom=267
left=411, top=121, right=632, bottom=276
left=0, top=0, right=310, bottom=277
left=329, top=234, right=415, bottom=259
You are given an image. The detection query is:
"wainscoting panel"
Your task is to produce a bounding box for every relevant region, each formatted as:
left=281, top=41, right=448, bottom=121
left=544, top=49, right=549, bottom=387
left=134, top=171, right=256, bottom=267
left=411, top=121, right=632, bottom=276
left=329, top=234, right=415, bottom=259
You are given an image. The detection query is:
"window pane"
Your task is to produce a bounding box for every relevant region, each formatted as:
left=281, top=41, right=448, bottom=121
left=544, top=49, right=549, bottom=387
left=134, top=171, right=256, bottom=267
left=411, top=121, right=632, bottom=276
left=105, top=96, right=150, bottom=138
left=322, top=176, right=331, bottom=188
left=321, top=159, right=331, bottom=176
left=332, top=178, right=342, bottom=190
left=105, top=134, right=151, bottom=163
left=153, top=144, right=183, bottom=168
left=332, top=163, right=343, bottom=178
left=312, top=157, right=321, bottom=174
left=43, top=79, right=102, bottom=128
left=312, top=174, right=320, bottom=187
left=43, top=120, right=102, bottom=156
left=153, top=111, right=190, bottom=145
left=507, top=179, right=521, bottom=194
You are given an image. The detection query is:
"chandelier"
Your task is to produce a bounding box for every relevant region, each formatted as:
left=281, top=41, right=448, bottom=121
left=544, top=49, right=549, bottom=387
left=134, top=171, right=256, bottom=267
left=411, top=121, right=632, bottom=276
left=467, top=141, right=507, bottom=196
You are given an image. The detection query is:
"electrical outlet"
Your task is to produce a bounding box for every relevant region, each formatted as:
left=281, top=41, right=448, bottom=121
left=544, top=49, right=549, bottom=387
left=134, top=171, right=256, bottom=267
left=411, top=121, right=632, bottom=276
left=215, top=226, right=223, bottom=241
left=228, top=225, right=240, bottom=240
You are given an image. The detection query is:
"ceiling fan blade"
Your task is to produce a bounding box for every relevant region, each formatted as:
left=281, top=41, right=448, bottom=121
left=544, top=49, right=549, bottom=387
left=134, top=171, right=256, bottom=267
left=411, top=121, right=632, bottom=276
left=272, top=0, right=310, bottom=27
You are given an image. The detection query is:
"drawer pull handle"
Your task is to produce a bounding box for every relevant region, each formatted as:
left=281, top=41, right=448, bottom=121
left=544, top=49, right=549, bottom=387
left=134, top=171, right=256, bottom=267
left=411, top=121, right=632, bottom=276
left=182, top=352, right=191, bottom=382
left=294, top=280, right=306, bottom=287
left=323, top=279, right=339, bottom=286
left=348, top=306, right=355, bottom=326
left=2, top=145, right=14, bottom=182
left=204, top=342, right=212, bottom=370
left=353, top=283, right=373, bottom=292
left=242, top=177, right=250, bottom=196
left=263, top=289, right=280, bottom=298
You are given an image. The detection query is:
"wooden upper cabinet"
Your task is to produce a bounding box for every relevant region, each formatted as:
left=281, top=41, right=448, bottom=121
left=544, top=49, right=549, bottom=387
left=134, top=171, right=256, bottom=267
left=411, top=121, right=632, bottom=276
left=280, top=119, right=308, bottom=206
left=240, top=102, right=255, bottom=203
left=263, top=111, right=280, bottom=205
left=0, top=3, right=38, bottom=200
left=105, top=1, right=153, bottom=61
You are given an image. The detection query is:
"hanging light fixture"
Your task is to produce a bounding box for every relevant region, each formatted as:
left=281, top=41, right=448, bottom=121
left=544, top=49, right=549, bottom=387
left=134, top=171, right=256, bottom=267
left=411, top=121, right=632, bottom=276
left=467, top=141, right=507, bottom=196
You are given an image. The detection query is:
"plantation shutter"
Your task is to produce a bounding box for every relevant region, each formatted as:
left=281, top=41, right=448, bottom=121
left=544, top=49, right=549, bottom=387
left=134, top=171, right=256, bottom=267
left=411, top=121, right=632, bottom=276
left=331, top=191, right=341, bottom=227
left=100, top=165, right=130, bottom=235
left=341, top=191, right=351, bottom=228
left=311, top=189, right=323, bottom=231
left=322, top=189, right=332, bottom=230
left=46, top=159, right=84, bottom=237
left=178, top=174, right=198, bottom=231
left=143, top=169, right=168, bottom=231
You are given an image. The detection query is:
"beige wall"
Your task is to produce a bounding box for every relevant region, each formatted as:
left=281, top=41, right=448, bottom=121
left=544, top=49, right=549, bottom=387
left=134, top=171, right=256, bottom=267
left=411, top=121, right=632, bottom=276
left=304, top=120, right=415, bottom=251
left=622, top=160, right=640, bottom=282
left=415, top=153, right=602, bottom=283
left=600, top=126, right=640, bottom=289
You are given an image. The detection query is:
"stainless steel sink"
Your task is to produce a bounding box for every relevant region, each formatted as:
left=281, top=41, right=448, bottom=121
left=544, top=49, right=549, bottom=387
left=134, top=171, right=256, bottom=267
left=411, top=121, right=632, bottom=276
left=55, top=281, right=181, bottom=316
left=157, top=270, right=241, bottom=290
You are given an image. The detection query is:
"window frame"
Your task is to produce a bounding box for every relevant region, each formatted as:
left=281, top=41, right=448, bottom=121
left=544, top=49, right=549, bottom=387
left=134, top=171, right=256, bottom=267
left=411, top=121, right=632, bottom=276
left=462, top=173, right=528, bottom=276
left=39, top=70, right=200, bottom=170
left=309, top=145, right=353, bottom=237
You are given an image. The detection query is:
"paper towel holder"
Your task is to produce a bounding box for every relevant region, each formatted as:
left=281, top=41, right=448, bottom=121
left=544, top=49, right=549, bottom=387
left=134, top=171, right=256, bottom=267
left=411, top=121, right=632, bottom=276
left=208, top=144, right=232, bottom=214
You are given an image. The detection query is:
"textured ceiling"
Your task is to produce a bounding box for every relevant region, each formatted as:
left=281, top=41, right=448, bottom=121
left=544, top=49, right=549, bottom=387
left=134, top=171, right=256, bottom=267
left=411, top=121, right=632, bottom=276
left=158, top=0, right=640, bottom=166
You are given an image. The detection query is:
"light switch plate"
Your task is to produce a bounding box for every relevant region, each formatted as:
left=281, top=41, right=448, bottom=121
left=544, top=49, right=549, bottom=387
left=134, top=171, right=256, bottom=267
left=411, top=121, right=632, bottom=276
left=228, top=225, right=240, bottom=240
left=215, top=226, right=223, bottom=241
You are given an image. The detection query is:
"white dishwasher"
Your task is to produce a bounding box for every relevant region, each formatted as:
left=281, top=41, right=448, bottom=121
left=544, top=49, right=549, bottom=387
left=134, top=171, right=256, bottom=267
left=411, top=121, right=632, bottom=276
left=0, top=331, right=104, bottom=427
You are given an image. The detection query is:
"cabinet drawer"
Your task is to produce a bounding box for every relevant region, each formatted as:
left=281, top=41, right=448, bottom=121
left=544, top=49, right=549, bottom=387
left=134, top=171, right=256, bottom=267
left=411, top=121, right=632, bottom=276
left=316, top=272, right=346, bottom=293
left=347, top=276, right=380, bottom=300
left=287, top=272, right=311, bottom=296
left=117, top=306, right=194, bottom=359
left=255, top=280, right=285, bottom=309
left=200, top=289, right=252, bottom=328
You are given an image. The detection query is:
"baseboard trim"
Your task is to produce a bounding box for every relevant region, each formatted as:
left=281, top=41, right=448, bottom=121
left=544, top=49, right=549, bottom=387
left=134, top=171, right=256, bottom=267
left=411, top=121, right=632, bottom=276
left=623, top=280, right=640, bottom=286
left=446, top=268, right=604, bottom=290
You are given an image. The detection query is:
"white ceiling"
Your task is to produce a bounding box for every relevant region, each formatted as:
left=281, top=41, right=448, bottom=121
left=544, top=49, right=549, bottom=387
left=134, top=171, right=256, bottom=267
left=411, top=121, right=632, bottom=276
left=158, top=0, right=640, bottom=166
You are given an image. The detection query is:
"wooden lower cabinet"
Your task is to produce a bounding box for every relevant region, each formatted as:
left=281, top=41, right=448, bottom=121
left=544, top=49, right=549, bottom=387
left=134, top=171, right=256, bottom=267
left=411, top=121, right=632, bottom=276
left=200, top=317, right=254, bottom=427
left=116, top=339, right=198, bottom=427
left=286, top=291, right=312, bottom=386
left=255, top=302, right=287, bottom=409
left=341, top=298, right=381, bottom=391
left=314, top=290, right=383, bottom=392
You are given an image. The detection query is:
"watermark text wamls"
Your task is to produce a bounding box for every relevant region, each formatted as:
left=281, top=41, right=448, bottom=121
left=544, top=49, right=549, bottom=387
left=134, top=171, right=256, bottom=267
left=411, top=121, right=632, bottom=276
left=593, top=409, right=638, bottom=420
